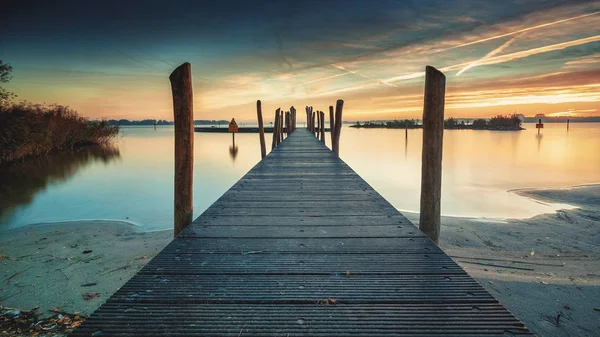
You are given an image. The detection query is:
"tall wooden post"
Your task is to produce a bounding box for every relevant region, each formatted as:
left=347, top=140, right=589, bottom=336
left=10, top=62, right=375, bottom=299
left=320, top=111, right=325, bottom=144
left=419, top=66, right=446, bottom=245
left=272, top=109, right=280, bottom=150
left=329, top=106, right=335, bottom=146
left=567, top=119, right=570, bottom=131
left=316, top=111, right=321, bottom=139
left=257, top=100, right=266, bottom=159
left=279, top=110, right=284, bottom=142
left=333, top=100, right=344, bottom=155
left=312, top=111, right=317, bottom=136
left=170, top=62, right=194, bottom=237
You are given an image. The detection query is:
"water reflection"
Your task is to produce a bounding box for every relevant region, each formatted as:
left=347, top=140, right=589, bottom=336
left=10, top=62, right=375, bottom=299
left=229, top=134, right=239, bottom=161
left=0, top=146, right=120, bottom=223
left=536, top=133, right=543, bottom=152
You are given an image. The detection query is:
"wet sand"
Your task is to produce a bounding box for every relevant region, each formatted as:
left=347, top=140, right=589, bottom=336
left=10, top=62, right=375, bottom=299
left=1, top=185, right=599, bottom=336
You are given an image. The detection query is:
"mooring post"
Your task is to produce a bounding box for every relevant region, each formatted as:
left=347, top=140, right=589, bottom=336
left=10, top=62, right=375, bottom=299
left=329, top=106, right=335, bottom=146
left=316, top=111, right=321, bottom=140
left=567, top=119, right=570, bottom=131
left=405, top=119, right=408, bottom=140
left=333, top=100, right=344, bottom=156
left=419, top=66, right=446, bottom=245
left=170, top=62, right=194, bottom=238
left=257, top=100, right=266, bottom=159
left=320, top=111, right=325, bottom=144
left=272, top=108, right=280, bottom=149
left=279, top=110, right=284, bottom=142
left=312, top=111, right=317, bottom=137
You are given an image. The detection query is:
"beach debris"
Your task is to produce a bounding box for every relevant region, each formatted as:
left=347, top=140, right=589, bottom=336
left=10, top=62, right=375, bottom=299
left=488, top=281, right=494, bottom=284
left=135, top=255, right=149, bottom=260
left=541, top=281, right=549, bottom=285
left=83, top=250, right=93, bottom=254
left=1, top=306, right=86, bottom=336
left=81, top=282, right=98, bottom=287
left=593, top=307, right=600, bottom=312
left=4, top=267, right=33, bottom=284
left=83, top=292, right=101, bottom=301
left=99, top=265, right=128, bottom=276
left=529, top=251, right=535, bottom=256
left=317, top=298, right=337, bottom=305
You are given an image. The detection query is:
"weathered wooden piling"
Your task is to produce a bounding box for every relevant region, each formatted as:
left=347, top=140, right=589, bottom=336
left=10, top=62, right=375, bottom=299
left=312, top=111, right=317, bottom=137
left=320, top=111, right=325, bottom=144
left=257, top=100, right=266, bottom=159
left=272, top=109, right=280, bottom=150
left=567, top=119, right=570, bottom=131
left=332, top=100, right=344, bottom=156
left=419, top=66, right=446, bottom=245
left=170, top=62, right=194, bottom=237
left=329, top=106, right=335, bottom=146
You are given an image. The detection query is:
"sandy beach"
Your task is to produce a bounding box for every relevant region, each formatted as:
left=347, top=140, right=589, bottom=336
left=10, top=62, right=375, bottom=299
left=1, top=185, right=599, bottom=336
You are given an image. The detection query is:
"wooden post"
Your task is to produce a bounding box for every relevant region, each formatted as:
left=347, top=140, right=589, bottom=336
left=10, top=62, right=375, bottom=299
left=272, top=109, right=280, bottom=150
left=312, top=111, right=316, bottom=137
left=279, top=110, right=284, bottom=142
left=257, top=100, right=266, bottom=159
left=333, top=100, right=344, bottom=155
left=320, top=111, right=325, bottom=144
left=419, top=66, right=446, bottom=245
left=170, top=62, right=194, bottom=238
left=567, top=119, right=569, bottom=131
left=405, top=119, right=408, bottom=140
left=329, top=106, right=335, bottom=146
left=316, top=111, right=321, bottom=139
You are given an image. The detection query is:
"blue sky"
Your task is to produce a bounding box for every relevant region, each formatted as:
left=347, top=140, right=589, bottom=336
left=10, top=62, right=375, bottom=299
left=1, top=0, right=599, bottom=120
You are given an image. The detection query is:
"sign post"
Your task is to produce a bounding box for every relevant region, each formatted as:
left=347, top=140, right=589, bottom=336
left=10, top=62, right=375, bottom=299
left=536, top=118, right=544, bottom=135
left=228, top=118, right=238, bottom=141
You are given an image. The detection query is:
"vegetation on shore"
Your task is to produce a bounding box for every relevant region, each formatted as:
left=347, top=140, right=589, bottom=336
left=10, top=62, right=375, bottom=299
left=351, top=114, right=523, bottom=131
left=0, top=61, right=119, bottom=164
left=351, top=119, right=419, bottom=129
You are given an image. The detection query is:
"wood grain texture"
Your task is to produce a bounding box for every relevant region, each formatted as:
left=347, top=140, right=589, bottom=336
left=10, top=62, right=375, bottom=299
left=170, top=62, right=193, bottom=237
left=419, top=66, right=445, bottom=244
left=72, top=128, right=531, bottom=337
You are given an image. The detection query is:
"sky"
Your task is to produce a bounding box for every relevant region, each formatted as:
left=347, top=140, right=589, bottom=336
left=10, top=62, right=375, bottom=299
left=1, top=0, right=599, bottom=121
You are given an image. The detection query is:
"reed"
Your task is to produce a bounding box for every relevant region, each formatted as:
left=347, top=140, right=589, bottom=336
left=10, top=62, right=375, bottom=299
left=0, top=103, right=119, bottom=164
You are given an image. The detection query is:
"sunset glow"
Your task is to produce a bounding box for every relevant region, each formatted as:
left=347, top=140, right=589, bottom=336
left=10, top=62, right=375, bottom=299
left=1, top=0, right=599, bottom=121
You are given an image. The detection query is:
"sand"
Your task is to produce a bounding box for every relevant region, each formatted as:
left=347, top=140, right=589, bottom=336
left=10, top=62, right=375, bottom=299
left=404, top=184, right=600, bottom=337
left=0, top=221, right=171, bottom=318
left=2, top=185, right=599, bottom=336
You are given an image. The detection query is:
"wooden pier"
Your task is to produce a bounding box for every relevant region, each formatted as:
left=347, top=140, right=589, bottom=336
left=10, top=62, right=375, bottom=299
left=72, top=128, right=532, bottom=336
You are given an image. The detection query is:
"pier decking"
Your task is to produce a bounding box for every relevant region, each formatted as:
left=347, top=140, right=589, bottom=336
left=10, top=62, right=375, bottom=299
left=72, top=129, right=532, bottom=336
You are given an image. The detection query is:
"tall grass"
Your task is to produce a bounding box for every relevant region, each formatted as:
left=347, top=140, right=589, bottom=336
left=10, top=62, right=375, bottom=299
left=0, top=103, right=119, bottom=164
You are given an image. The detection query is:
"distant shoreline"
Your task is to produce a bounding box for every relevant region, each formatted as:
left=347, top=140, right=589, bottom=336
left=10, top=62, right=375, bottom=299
left=350, top=124, right=525, bottom=131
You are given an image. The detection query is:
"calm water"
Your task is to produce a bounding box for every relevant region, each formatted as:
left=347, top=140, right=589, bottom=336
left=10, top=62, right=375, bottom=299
left=1, top=123, right=599, bottom=231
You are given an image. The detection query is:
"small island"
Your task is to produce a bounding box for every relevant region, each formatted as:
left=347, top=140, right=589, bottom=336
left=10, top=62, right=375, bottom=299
left=350, top=114, right=525, bottom=131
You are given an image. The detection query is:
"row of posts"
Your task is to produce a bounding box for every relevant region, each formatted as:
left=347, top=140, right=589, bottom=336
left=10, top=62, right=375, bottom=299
left=170, top=63, right=446, bottom=245
left=304, top=101, right=344, bottom=155
left=256, top=103, right=298, bottom=157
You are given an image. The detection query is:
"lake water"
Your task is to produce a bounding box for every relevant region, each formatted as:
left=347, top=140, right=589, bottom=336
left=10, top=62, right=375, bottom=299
left=1, top=123, right=599, bottom=231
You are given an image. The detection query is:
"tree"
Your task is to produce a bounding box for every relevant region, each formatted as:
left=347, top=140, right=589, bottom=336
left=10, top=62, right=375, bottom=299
left=0, top=60, right=17, bottom=104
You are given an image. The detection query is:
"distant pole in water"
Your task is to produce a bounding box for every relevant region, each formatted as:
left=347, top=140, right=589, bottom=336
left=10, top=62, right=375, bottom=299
left=419, top=66, right=445, bottom=245
left=329, top=106, right=335, bottom=146
left=170, top=62, right=194, bottom=237
left=405, top=119, right=408, bottom=140
left=567, top=119, right=570, bottom=131
left=333, top=100, right=344, bottom=156
left=257, top=100, right=266, bottom=159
